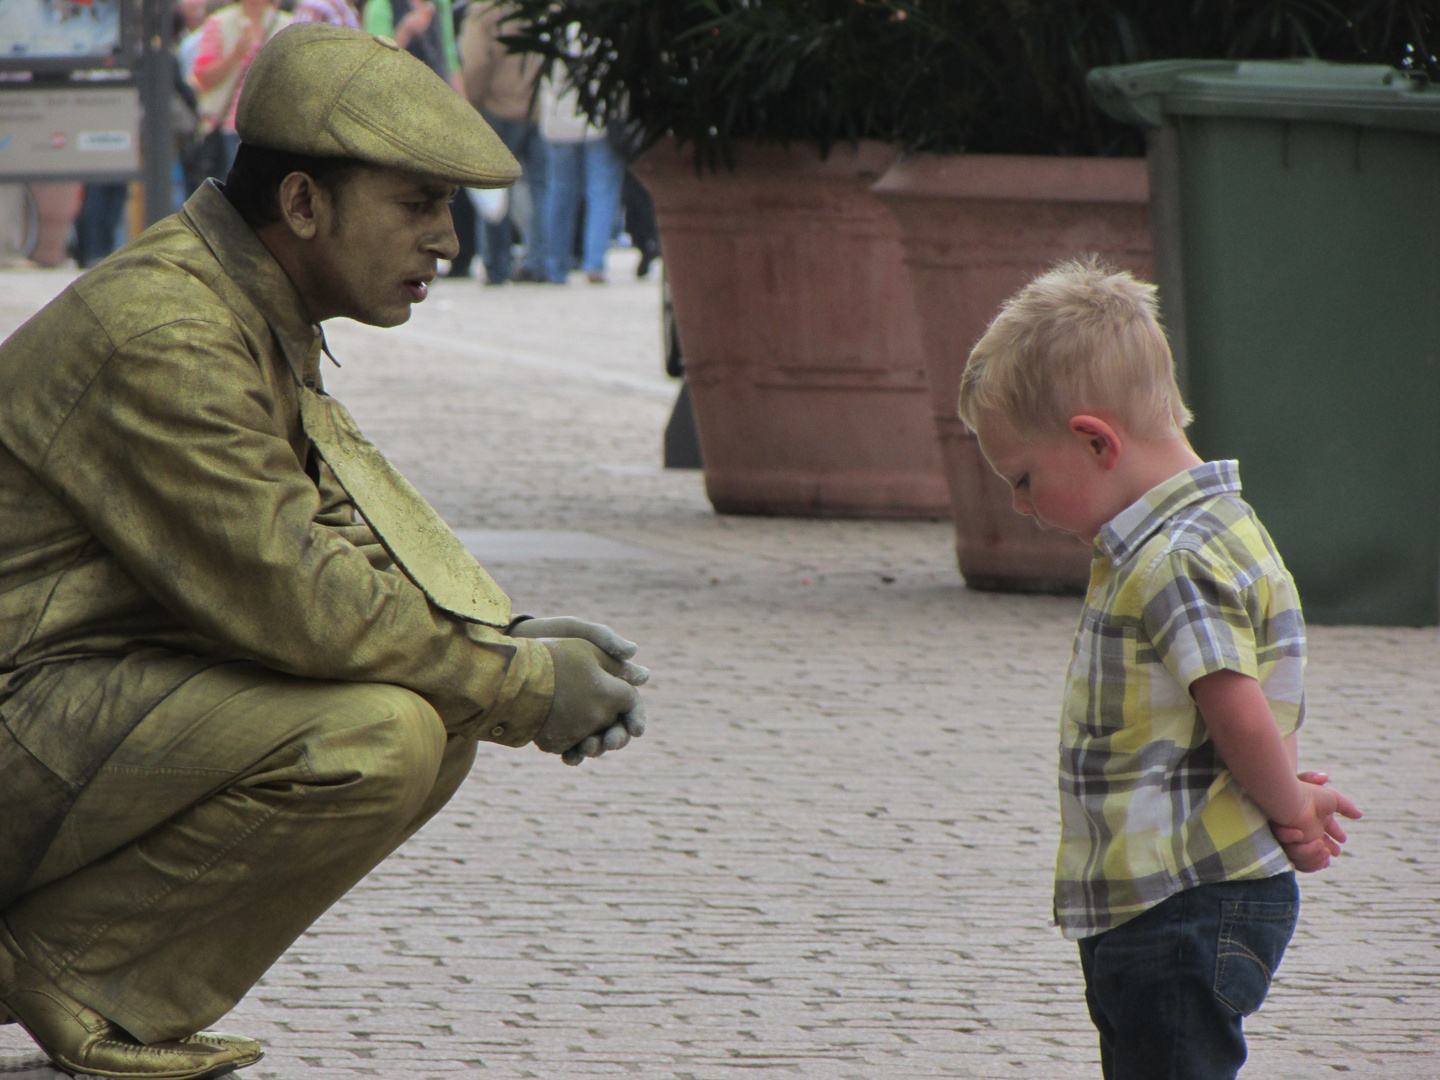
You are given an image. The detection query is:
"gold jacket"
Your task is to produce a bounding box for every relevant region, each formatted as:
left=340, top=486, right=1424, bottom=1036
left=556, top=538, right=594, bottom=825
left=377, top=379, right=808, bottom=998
left=0, top=182, right=553, bottom=905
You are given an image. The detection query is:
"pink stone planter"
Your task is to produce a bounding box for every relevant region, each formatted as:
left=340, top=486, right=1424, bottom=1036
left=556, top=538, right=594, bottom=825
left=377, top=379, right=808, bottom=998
left=28, top=183, right=83, bottom=268
left=633, top=139, right=949, bottom=519
left=874, top=154, right=1153, bottom=591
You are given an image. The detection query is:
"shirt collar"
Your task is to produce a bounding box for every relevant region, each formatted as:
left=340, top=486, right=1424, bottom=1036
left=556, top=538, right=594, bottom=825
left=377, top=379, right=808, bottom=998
left=1095, top=460, right=1241, bottom=564
left=179, top=179, right=322, bottom=386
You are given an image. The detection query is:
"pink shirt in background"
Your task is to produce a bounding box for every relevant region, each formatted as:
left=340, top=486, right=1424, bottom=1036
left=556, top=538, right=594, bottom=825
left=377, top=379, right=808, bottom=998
left=192, top=15, right=267, bottom=133
left=291, top=0, right=361, bottom=29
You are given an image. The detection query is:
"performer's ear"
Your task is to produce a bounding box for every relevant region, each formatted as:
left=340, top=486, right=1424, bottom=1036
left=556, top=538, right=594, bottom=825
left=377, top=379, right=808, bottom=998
left=276, top=171, right=325, bottom=241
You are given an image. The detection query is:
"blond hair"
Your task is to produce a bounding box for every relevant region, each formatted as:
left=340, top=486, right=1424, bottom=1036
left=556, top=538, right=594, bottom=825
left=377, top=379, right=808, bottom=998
left=957, top=258, right=1191, bottom=438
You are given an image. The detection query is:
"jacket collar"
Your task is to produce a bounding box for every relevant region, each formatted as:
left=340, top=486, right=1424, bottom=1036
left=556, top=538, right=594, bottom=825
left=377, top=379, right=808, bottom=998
left=179, top=180, right=322, bottom=386
left=1095, top=460, right=1241, bottom=565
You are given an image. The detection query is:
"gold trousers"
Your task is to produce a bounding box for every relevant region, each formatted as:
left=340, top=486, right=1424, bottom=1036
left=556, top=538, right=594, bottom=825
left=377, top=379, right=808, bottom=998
left=4, top=661, right=476, bottom=1043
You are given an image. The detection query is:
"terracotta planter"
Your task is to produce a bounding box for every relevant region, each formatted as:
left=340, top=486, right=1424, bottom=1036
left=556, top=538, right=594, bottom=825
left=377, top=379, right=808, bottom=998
left=874, top=154, right=1152, bottom=591
left=28, top=183, right=83, bottom=268
left=633, top=139, right=948, bottom=519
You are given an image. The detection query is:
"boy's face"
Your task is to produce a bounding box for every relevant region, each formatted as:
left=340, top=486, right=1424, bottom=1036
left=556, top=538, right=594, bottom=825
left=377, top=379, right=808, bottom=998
left=971, top=408, right=1125, bottom=543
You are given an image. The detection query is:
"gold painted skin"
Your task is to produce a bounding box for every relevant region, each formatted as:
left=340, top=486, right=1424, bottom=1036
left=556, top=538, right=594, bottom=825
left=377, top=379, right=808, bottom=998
left=0, top=180, right=555, bottom=911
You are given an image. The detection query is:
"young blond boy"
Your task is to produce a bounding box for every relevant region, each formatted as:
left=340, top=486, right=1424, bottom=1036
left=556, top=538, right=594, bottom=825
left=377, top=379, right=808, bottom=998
left=959, top=260, right=1362, bottom=1079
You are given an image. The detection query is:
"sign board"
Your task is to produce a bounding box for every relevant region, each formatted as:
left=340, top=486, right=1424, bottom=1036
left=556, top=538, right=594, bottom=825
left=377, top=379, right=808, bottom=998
left=0, top=0, right=130, bottom=74
left=0, top=85, right=139, bottom=180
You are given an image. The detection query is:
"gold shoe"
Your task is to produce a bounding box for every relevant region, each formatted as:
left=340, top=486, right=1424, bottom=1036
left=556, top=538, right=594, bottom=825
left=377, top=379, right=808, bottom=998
left=0, top=937, right=18, bottom=1025
left=180, top=1031, right=264, bottom=1061
left=0, top=927, right=261, bottom=1079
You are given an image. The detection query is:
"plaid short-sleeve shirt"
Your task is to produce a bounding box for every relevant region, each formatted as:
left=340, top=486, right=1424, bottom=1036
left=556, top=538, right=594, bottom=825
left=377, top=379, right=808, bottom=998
left=1054, top=461, right=1304, bottom=940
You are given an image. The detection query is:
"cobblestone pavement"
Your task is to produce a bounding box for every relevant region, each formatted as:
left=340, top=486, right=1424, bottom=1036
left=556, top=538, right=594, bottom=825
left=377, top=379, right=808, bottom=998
left=1, top=254, right=1436, bottom=1079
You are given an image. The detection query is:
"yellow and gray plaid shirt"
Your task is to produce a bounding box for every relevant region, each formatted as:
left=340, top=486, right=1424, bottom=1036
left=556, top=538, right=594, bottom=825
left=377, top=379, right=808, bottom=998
left=1055, top=461, right=1303, bottom=940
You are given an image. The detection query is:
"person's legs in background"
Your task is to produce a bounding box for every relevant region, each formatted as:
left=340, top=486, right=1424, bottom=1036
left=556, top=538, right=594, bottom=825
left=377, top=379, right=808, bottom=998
left=180, top=140, right=210, bottom=204
left=622, top=170, right=660, bottom=278
left=543, top=139, right=583, bottom=284
left=580, top=137, right=626, bottom=283
left=172, top=157, right=190, bottom=213
left=180, top=147, right=208, bottom=203
left=182, top=127, right=240, bottom=201
left=479, top=115, right=530, bottom=285
left=446, top=187, right=478, bottom=279
left=515, top=121, right=549, bottom=282
left=217, top=131, right=242, bottom=186
left=75, top=183, right=130, bottom=269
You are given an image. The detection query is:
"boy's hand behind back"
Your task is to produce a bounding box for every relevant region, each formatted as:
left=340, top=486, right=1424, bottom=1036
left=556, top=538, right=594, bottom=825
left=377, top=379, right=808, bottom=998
left=1192, top=670, right=1363, bottom=873
left=1273, top=770, right=1363, bottom=872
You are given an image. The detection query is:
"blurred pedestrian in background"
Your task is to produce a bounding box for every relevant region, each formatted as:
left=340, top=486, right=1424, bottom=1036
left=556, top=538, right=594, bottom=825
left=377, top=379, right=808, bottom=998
left=538, top=61, right=624, bottom=284
left=460, top=0, right=546, bottom=285
left=363, top=0, right=480, bottom=278
left=175, top=0, right=212, bottom=82
left=172, top=0, right=211, bottom=205
left=363, top=0, right=454, bottom=73
left=620, top=161, right=659, bottom=280
left=73, top=184, right=129, bottom=269
left=291, top=0, right=360, bottom=28
left=190, top=0, right=292, bottom=191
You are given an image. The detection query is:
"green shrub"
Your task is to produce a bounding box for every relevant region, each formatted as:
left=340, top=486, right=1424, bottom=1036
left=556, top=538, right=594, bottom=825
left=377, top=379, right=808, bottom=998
left=504, top=0, right=1437, bottom=164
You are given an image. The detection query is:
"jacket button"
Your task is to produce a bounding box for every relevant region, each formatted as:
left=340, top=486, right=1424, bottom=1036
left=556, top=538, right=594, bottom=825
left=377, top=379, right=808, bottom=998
left=490, top=725, right=505, bottom=738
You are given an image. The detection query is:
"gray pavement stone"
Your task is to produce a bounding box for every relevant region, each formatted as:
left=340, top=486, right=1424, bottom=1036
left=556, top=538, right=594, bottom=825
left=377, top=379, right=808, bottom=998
left=454, top=531, right=653, bottom=564
left=0, top=249, right=1437, bottom=1078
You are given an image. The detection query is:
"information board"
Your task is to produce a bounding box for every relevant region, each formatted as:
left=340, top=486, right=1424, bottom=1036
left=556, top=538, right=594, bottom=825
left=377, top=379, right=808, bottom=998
left=0, top=85, right=139, bottom=180
left=0, top=0, right=129, bottom=72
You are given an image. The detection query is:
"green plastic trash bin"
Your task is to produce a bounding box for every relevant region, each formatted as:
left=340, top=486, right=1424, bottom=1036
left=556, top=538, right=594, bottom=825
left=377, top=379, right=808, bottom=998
left=1089, top=59, right=1440, bottom=626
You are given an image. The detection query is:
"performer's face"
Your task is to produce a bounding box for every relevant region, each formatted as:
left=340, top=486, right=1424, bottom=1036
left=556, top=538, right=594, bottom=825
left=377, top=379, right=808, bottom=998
left=308, top=165, right=460, bottom=328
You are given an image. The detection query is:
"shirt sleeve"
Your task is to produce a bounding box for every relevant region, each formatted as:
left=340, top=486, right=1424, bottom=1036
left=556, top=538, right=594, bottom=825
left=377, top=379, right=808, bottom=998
left=1140, top=545, right=1260, bottom=693
left=38, top=312, right=552, bottom=746
left=311, top=453, right=396, bottom=571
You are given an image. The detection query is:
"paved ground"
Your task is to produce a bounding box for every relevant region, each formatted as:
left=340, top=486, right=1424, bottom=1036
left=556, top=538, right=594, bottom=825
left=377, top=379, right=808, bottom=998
left=0, top=254, right=1436, bottom=1079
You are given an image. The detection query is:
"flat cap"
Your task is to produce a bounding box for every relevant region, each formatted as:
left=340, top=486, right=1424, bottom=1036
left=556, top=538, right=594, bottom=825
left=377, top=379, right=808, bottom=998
left=237, top=23, right=520, bottom=187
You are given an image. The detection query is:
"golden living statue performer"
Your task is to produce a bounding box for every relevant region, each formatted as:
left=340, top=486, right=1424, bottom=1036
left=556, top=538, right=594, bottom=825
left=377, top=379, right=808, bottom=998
left=0, top=25, right=648, bottom=1080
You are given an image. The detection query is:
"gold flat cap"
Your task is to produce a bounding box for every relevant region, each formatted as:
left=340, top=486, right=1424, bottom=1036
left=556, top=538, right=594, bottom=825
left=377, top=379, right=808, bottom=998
left=236, top=24, right=520, bottom=187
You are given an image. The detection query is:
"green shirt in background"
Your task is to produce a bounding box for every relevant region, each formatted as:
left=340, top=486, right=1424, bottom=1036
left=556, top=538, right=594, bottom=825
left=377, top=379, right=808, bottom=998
left=363, top=0, right=460, bottom=78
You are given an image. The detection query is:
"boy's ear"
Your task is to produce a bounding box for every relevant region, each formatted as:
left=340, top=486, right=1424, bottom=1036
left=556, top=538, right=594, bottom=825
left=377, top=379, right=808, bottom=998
left=1069, top=415, right=1122, bottom=469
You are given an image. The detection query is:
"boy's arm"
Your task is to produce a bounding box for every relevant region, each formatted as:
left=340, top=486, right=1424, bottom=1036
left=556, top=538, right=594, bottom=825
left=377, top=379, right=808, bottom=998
left=1279, top=732, right=1347, bottom=871
left=1191, top=670, right=1361, bottom=870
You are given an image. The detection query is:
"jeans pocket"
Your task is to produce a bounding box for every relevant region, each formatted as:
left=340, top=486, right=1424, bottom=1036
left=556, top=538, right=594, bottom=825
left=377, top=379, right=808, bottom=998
left=1213, top=897, right=1298, bottom=1016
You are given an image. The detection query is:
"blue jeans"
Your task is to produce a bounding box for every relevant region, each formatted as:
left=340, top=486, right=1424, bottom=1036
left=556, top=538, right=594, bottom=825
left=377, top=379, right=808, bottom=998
left=542, top=137, right=626, bottom=281
left=75, top=183, right=130, bottom=268
left=1078, top=873, right=1299, bottom=1080
left=480, top=114, right=546, bottom=283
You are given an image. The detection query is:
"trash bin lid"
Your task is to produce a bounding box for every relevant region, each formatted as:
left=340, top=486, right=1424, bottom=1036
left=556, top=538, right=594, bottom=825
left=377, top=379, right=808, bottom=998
left=1089, top=59, right=1440, bottom=135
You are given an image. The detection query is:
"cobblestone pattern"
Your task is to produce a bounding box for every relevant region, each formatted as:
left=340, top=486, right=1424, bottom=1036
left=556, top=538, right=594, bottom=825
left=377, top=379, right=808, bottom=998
left=0, top=258, right=1435, bottom=1079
